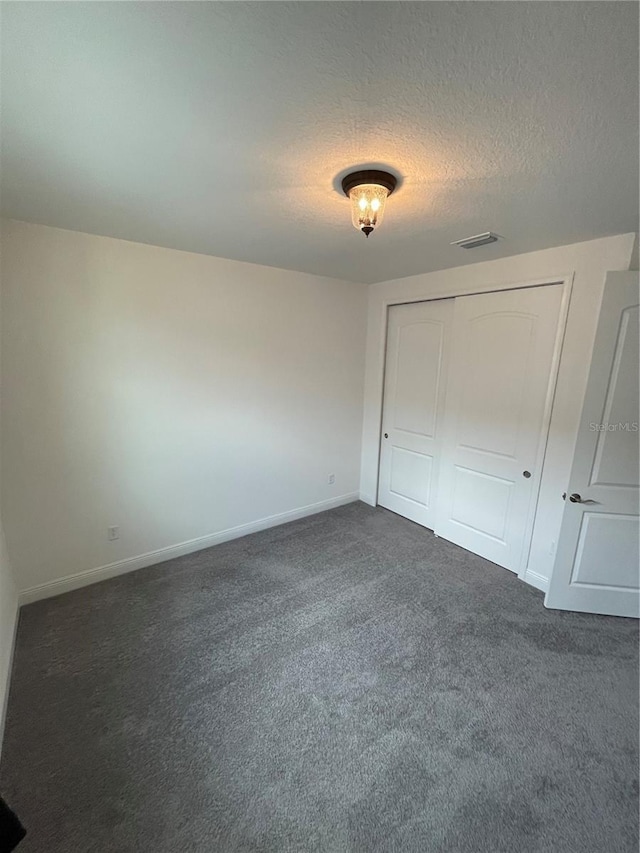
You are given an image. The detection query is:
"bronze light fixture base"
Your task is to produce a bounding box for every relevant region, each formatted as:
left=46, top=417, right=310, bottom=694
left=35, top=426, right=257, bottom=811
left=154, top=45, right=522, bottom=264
left=341, top=170, right=397, bottom=197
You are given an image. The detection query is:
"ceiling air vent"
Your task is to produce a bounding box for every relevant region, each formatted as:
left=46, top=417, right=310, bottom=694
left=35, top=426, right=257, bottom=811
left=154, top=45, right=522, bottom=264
left=450, top=232, right=501, bottom=249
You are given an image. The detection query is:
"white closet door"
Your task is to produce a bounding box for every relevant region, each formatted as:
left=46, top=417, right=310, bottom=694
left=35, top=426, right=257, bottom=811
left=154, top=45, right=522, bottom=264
left=378, top=300, right=454, bottom=528
left=435, top=285, right=563, bottom=572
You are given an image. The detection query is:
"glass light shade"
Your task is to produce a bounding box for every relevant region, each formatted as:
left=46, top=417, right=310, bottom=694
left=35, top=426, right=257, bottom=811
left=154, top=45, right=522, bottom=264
left=348, top=183, right=389, bottom=236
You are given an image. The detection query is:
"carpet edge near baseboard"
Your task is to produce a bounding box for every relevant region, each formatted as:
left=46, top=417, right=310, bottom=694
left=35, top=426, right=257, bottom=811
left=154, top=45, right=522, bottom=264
left=18, top=493, right=360, bottom=606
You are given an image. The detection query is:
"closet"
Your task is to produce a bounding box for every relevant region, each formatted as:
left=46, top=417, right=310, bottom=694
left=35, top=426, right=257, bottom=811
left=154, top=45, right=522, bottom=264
left=378, top=284, right=564, bottom=574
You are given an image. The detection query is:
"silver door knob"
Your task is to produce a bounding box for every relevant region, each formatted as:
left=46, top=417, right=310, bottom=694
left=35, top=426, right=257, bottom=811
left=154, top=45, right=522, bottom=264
left=523, top=470, right=531, bottom=478
left=569, top=493, right=583, bottom=503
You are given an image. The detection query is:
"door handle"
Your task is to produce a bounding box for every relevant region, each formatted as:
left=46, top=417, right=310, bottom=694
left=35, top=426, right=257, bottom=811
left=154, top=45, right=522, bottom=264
left=565, top=492, right=598, bottom=505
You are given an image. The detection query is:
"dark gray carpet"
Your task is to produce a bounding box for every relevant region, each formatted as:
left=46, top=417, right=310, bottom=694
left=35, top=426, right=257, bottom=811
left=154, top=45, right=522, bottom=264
left=1, top=502, right=638, bottom=852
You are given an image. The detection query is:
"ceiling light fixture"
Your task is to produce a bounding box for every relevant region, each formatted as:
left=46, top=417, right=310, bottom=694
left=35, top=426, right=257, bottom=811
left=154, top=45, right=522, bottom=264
left=341, top=170, right=397, bottom=237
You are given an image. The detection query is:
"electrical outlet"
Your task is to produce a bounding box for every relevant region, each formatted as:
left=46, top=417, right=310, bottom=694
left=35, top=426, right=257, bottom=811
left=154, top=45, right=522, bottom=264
left=108, top=526, right=120, bottom=541
left=328, top=473, right=335, bottom=485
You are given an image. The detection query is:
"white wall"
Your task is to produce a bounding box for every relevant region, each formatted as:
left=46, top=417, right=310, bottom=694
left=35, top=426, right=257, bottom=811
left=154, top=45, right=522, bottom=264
left=0, top=241, right=18, bottom=748
left=0, top=528, right=18, bottom=750
left=1, top=220, right=367, bottom=599
left=360, top=233, right=636, bottom=591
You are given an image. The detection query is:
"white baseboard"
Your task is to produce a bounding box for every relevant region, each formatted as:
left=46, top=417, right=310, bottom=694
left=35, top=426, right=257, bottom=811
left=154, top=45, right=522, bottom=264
left=522, top=569, right=549, bottom=593
left=19, top=492, right=360, bottom=605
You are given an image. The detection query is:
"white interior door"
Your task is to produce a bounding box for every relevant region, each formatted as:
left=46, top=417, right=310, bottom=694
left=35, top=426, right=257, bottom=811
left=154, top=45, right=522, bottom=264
left=546, top=273, right=639, bottom=618
left=378, top=300, right=454, bottom=528
left=435, top=284, right=564, bottom=572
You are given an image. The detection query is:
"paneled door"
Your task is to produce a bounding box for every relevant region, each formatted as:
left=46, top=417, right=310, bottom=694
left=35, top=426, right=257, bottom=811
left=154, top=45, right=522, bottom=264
left=378, top=300, right=454, bottom=528
left=546, top=273, right=639, bottom=617
left=435, top=285, right=564, bottom=572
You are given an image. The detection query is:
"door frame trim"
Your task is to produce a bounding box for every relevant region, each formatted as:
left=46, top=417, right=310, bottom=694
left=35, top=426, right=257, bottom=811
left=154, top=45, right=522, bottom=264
left=374, top=273, right=574, bottom=582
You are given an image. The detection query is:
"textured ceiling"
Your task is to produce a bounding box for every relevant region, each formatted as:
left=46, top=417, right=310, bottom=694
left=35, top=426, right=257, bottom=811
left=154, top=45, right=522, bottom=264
left=1, top=2, right=638, bottom=284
